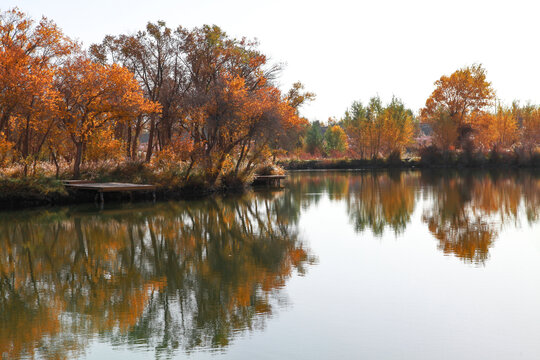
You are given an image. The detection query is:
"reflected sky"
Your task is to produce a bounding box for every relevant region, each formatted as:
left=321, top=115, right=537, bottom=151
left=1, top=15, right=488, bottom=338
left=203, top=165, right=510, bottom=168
left=2, top=170, right=540, bottom=359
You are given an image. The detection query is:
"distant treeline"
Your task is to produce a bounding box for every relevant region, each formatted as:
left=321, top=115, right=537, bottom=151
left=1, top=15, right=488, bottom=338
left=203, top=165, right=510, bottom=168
left=298, top=64, right=540, bottom=166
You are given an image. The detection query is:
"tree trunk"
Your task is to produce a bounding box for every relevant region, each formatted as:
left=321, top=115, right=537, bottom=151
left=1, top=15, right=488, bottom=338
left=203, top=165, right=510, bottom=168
left=0, top=112, right=10, bottom=134
left=73, top=142, right=83, bottom=179
left=126, top=121, right=132, bottom=158
left=132, top=117, right=143, bottom=159
left=145, top=116, right=156, bottom=162
left=183, top=156, right=196, bottom=182
left=23, top=114, right=31, bottom=159
left=50, top=147, right=60, bottom=179
left=234, top=143, right=247, bottom=175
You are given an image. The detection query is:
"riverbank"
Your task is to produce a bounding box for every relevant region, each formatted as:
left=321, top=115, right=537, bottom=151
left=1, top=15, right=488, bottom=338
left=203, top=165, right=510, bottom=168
left=3, top=153, right=540, bottom=210
left=280, top=158, right=418, bottom=170
left=0, top=159, right=293, bottom=210
left=280, top=151, right=540, bottom=170
left=0, top=166, right=255, bottom=210
left=0, top=177, right=249, bottom=210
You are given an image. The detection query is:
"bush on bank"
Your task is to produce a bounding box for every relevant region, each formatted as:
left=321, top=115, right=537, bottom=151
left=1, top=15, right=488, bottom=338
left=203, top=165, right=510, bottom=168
left=0, top=176, right=68, bottom=208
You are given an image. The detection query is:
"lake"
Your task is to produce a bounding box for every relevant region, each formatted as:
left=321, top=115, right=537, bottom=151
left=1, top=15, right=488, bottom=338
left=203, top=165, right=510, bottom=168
left=2, top=170, right=540, bottom=359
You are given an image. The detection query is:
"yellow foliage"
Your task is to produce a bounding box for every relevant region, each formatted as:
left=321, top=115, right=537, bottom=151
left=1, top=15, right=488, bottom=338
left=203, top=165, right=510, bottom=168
left=428, top=109, right=459, bottom=150
left=421, top=64, right=495, bottom=129
left=85, top=127, right=125, bottom=162
left=516, top=105, right=540, bottom=152
left=474, top=107, right=518, bottom=151
left=0, top=134, right=15, bottom=166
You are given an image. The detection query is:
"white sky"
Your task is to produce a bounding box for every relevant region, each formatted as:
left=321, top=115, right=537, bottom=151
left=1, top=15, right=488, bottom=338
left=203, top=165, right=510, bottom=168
left=3, top=0, right=540, bottom=121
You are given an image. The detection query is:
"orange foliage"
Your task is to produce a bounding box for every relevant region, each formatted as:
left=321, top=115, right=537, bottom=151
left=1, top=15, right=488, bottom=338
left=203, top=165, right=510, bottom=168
left=420, top=64, right=495, bottom=129
left=342, top=97, right=414, bottom=159
left=0, top=133, right=14, bottom=166
left=420, top=64, right=495, bottom=151
left=474, top=107, right=518, bottom=151
left=56, top=56, right=160, bottom=177
left=516, top=105, right=540, bottom=153
left=0, top=8, right=75, bottom=165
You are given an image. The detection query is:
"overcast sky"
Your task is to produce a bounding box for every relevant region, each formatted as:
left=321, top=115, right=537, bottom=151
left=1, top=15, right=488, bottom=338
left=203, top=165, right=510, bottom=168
left=4, top=0, right=540, bottom=121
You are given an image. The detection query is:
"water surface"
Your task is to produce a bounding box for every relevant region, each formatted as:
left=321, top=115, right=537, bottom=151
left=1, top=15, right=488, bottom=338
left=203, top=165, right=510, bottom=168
left=2, top=170, right=540, bottom=359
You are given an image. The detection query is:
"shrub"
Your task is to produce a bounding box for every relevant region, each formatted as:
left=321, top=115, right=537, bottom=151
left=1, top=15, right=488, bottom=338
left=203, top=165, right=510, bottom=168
left=386, top=150, right=402, bottom=165
left=419, top=145, right=444, bottom=165
left=0, top=176, right=67, bottom=205
left=255, top=164, right=285, bottom=176
left=218, top=171, right=249, bottom=191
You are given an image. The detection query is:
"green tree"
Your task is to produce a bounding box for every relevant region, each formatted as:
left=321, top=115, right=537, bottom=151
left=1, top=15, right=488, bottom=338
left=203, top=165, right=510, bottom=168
left=324, top=125, right=348, bottom=153
left=305, top=121, right=324, bottom=154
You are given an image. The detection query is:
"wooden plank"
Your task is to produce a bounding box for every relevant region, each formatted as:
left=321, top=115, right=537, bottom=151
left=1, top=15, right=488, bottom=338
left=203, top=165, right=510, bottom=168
left=62, top=180, right=95, bottom=185
left=254, top=175, right=286, bottom=180
left=65, top=182, right=157, bottom=192
left=252, top=174, right=286, bottom=188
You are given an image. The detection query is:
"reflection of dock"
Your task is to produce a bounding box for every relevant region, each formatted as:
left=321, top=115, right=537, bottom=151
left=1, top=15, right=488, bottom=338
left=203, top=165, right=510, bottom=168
left=63, top=181, right=157, bottom=206
left=252, top=175, right=286, bottom=187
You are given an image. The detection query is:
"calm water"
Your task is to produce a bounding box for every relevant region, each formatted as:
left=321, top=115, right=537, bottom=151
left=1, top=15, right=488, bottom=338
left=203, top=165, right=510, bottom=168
left=2, top=170, right=540, bottom=359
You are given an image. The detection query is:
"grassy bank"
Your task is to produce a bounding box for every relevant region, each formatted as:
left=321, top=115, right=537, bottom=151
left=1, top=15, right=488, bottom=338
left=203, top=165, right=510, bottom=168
left=0, top=161, right=284, bottom=210
left=280, top=149, right=540, bottom=170
left=0, top=177, right=70, bottom=209
left=0, top=175, right=245, bottom=210
left=280, top=158, right=418, bottom=170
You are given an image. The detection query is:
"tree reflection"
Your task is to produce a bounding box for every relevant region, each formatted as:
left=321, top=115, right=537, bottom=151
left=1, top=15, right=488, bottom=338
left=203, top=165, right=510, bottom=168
left=345, top=171, right=417, bottom=235
left=3, top=170, right=540, bottom=358
left=286, top=171, right=418, bottom=235
left=421, top=170, right=540, bottom=264
left=0, top=194, right=314, bottom=359
left=286, top=170, right=540, bottom=264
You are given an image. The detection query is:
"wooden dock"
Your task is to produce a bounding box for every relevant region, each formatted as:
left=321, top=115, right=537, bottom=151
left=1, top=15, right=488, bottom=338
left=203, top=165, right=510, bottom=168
left=64, top=181, right=157, bottom=206
left=252, top=175, right=286, bottom=187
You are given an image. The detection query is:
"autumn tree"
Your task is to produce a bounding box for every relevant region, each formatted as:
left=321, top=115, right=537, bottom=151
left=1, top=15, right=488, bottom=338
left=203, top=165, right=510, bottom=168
left=514, top=103, right=540, bottom=156
left=90, top=21, right=185, bottom=160
left=428, top=108, right=458, bottom=151
left=341, top=97, right=384, bottom=158
left=474, top=106, right=518, bottom=152
left=175, top=25, right=292, bottom=182
left=1, top=9, right=312, bottom=183
left=342, top=96, right=414, bottom=159
left=238, top=85, right=308, bottom=175
left=420, top=64, right=495, bottom=149
left=0, top=8, right=75, bottom=172
left=285, top=81, right=316, bottom=110
left=274, top=81, right=314, bottom=155
left=92, top=23, right=306, bottom=184
left=379, top=97, right=415, bottom=157
left=56, top=55, right=159, bottom=177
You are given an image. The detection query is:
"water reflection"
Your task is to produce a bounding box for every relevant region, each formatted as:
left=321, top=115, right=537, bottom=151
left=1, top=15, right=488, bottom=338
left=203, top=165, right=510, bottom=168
left=0, top=194, right=314, bottom=359
left=2, top=170, right=540, bottom=359
left=288, top=170, right=540, bottom=263
left=420, top=171, right=540, bottom=263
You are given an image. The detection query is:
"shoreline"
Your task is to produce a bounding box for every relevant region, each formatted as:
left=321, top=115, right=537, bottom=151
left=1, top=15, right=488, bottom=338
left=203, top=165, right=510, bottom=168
left=2, top=162, right=540, bottom=211
left=279, top=158, right=540, bottom=170
left=0, top=180, right=248, bottom=211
